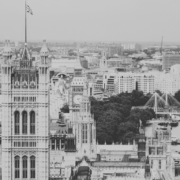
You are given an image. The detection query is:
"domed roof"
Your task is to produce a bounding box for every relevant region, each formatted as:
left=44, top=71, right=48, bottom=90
left=3, top=40, right=12, bottom=56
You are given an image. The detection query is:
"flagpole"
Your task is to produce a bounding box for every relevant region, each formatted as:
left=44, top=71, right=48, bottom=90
left=25, top=0, right=27, bottom=43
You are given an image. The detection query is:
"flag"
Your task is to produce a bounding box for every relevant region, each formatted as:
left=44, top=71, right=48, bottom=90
left=26, top=5, right=33, bottom=15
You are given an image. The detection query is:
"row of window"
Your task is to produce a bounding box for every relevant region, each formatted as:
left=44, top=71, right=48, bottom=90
left=72, top=87, right=83, bottom=92
left=51, top=139, right=64, bottom=150
left=14, top=142, right=36, bottom=147
left=15, top=111, right=35, bottom=135
left=149, top=147, right=163, bottom=155
left=13, top=74, right=36, bottom=82
left=14, top=97, right=36, bottom=102
left=15, top=156, right=35, bottom=179
left=82, top=124, right=88, bottom=143
left=39, top=67, right=48, bottom=74
left=151, top=159, right=161, bottom=169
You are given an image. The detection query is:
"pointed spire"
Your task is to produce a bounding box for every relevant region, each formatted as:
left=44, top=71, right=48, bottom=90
left=40, top=40, right=49, bottom=56
left=83, top=81, right=88, bottom=96
left=21, top=43, right=30, bottom=60
left=75, top=43, right=82, bottom=69
left=3, top=40, right=12, bottom=57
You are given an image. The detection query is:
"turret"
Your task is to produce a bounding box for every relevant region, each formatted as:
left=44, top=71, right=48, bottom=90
left=1, top=40, right=12, bottom=77
left=100, top=50, right=107, bottom=69
left=80, top=82, right=91, bottom=114
left=39, top=40, right=50, bottom=68
left=40, top=40, right=49, bottom=57
left=74, top=44, right=82, bottom=76
left=3, top=40, right=12, bottom=60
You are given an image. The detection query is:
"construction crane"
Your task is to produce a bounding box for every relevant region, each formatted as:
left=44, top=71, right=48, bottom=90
left=160, top=36, right=163, bottom=55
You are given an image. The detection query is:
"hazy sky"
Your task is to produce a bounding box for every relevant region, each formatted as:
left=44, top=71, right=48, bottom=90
left=0, top=0, right=180, bottom=43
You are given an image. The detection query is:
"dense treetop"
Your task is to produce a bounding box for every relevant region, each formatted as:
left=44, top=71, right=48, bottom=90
left=60, top=90, right=180, bottom=144
left=90, top=90, right=155, bottom=144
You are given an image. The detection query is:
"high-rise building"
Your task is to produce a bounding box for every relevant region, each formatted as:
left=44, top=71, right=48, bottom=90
left=162, top=53, right=180, bottom=70
left=113, top=72, right=155, bottom=95
left=155, top=64, right=180, bottom=95
left=1, top=40, right=50, bottom=180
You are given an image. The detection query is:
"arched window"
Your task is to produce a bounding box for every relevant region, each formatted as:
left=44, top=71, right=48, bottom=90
left=14, top=111, right=20, bottom=135
left=15, top=156, right=20, bottom=178
left=22, top=111, right=27, bottom=134
left=30, top=111, right=35, bottom=134
left=30, top=156, right=35, bottom=178
left=22, top=156, right=28, bottom=178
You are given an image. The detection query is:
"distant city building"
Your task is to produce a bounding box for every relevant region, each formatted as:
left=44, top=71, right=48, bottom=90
left=107, top=45, right=123, bottom=57
left=102, top=72, right=155, bottom=95
left=107, top=56, right=132, bottom=68
left=146, top=123, right=174, bottom=179
left=155, top=64, right=180, bottom=95
left=122, top=43, right=142, bottom=52
left=162, top=52, right=180, bottom=70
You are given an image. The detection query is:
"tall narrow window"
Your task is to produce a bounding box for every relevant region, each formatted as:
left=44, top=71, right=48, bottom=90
left=22, top=156, right=28, bottom=178
left=22, top=111, right=27, bottom=134
left=30, top=111, right=35, bottom=134
left=56, top=139, right=60, bottom=150
left=15, top=156, right=20, bottom=178
left=51, top=139, right=55, bottom=150
left=82, top=124, right=88, bottom=143
left=159, top=160, right=161, bottom=169
left=14, top=111, right=20, bottom=135
left=151, top=160, right=153, bottom=169
left=90, top=124, right=93, bottom=143
left=30, top=156, right=35, bottom=178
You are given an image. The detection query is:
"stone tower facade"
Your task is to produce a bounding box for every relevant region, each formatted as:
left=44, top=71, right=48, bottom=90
left=1, top=40, right=50, bottom=180
left=75, top=83, right=97, bottom=161
left=100, top=51, right=107, bottom=69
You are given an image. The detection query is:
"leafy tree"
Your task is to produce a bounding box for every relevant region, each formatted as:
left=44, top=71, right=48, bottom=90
left=155, top=90, right=163, bottom=96
left=97, top=110, right=124, bottom=144
left=174, top=90, right=180, bottom=103
left=103, top=103, right=129, bottom=118
left=90, top=90, right=155, bottom=144
left=60, top=104, right=69, bottom=113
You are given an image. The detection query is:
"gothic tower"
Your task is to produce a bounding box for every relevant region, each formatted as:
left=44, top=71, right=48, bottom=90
left=1, top=40, right=50, bottom=180
left=75, top=83, right=97, bottom=161
left=100, top=51, right=107, bottom=69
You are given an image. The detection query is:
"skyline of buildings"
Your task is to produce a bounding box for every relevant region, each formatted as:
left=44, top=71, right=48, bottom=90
left=0, top=37, right=180, bottom=180
left=0, top=1, right=180, bottom=179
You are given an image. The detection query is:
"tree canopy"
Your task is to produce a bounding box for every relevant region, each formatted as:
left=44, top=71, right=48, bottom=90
left=90, top=90, right=155, bottom=144
left=60, top=90, right=155, bottom=144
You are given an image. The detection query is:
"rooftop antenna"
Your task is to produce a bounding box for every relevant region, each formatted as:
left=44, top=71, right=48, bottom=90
left=160, top=36, right=163, bottom=55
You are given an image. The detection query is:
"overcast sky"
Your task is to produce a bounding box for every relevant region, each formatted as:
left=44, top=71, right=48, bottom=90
left=0, top=0, right=180, bottom=43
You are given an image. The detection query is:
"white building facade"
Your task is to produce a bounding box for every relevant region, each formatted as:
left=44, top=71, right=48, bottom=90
left=1, top=40, right=50, bottom=180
